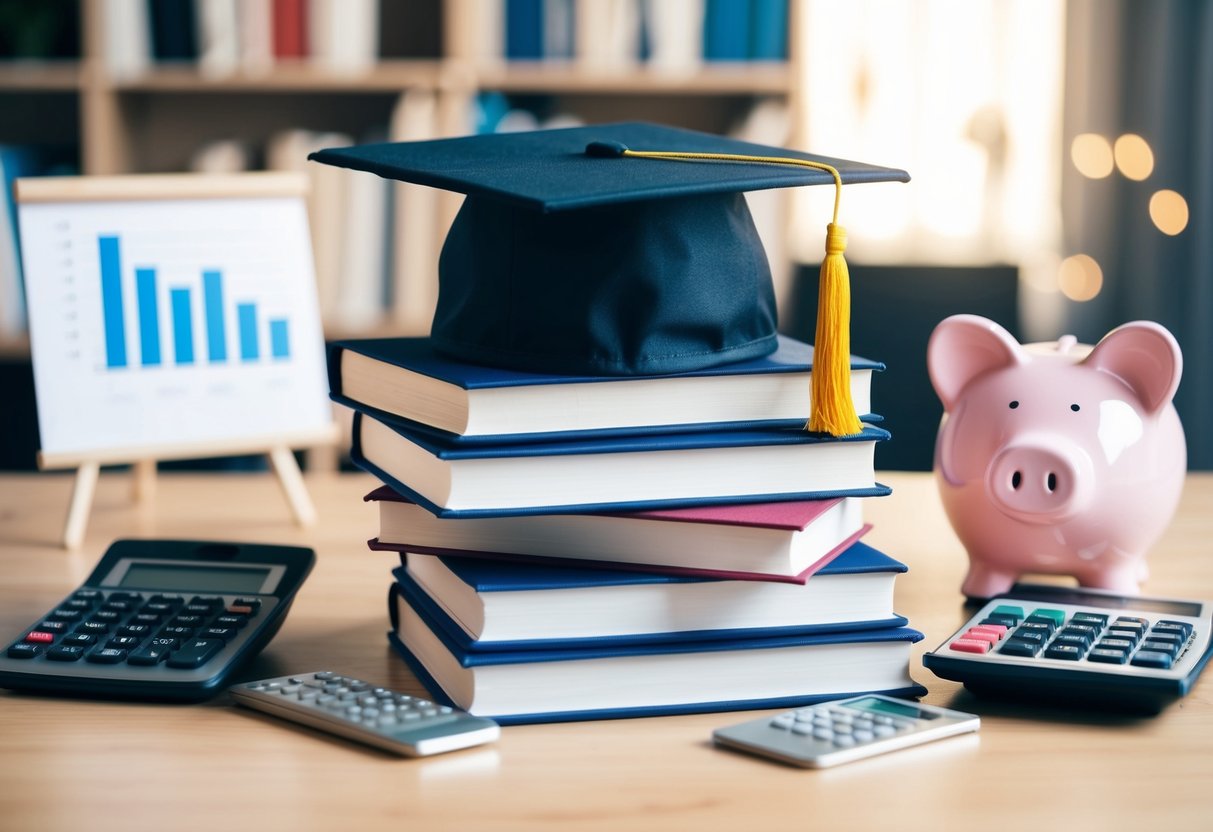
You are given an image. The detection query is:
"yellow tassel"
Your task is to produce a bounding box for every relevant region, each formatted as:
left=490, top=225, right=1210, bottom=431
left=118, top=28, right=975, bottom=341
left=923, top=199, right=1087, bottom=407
left=808, top=223, right=862, bottom=436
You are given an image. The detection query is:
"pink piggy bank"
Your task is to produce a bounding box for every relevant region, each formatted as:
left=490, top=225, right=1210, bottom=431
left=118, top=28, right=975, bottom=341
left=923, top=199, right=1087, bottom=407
left=927, top=314, right=1186, bottom=598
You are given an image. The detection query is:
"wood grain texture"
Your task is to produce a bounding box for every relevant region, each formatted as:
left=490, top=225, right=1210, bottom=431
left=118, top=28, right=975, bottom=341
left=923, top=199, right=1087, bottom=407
left=0, top=470, right=1210, bottom=831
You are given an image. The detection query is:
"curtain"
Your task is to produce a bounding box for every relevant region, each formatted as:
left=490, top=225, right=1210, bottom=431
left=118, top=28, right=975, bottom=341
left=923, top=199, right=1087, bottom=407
left=1063, top=0, right=1213, bottom=468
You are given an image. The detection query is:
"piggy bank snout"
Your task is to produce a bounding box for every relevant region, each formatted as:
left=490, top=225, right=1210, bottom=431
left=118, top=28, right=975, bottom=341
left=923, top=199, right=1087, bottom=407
left=985, top=435, right=1095, bottom=523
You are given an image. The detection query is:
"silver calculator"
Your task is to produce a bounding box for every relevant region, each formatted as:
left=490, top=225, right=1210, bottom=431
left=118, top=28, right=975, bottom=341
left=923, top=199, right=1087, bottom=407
left=713, top=694, right=980, bottom=768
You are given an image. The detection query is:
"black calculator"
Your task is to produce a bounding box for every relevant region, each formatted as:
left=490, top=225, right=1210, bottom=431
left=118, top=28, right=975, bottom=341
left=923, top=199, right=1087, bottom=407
left=0, top=539, right=314, bottom=701
left=923, top=584, right=1213, bottom=712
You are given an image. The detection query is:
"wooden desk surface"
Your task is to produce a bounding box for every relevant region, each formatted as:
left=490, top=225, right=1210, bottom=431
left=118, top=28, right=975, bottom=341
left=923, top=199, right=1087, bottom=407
left=1, top=471, right=1210, bottom=831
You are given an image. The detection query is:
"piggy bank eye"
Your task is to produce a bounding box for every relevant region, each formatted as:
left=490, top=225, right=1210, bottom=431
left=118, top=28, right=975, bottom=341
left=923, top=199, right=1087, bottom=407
left=1070, top=403, right=1081, bottom=412
left=1009, top=401, right=1020, bottom=409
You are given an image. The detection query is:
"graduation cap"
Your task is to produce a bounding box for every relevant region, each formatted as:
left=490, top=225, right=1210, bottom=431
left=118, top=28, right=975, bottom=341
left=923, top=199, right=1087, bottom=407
left=310, top=122, right=908, bottom=436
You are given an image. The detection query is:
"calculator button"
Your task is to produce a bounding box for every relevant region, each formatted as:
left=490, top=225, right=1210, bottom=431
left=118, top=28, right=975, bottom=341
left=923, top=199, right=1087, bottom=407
left=1088, top=648, right=1130, bottom=664
left=981, top=615, right=1020, bottom=628
left=1059, top=624, right=1099, bottom=641
left=999, top=639, right=1042, bottom=657
left=949, top=638, right=991, bottom=654
left=1130, top=650, right=1173, bottom=669
left=62, top=633, right=96, bottom=647
left=874, top=725, right=897, bottom=738
left=101, top=600, right=134, bottom=613
left=87, top=648, right=128, bottom=664
left=1053, top=633, right=1094, bottom=651
left=232, top=598, right=262, bottom=612
left=148, top=637, right=179, bottom=650
left=141, top=603, right=176, bottom=615
left=213, top=615, right=247, bottom=629
left=1140, top=639, right=1180, bottom=656
left=49, top=609, right=84, bottom=622
left=166, top=638, right=224, bottom=669
left=1043, top=643, right=1085, bottom=661
left=1154, top=620, right=1193, bottom=638
left=148, top=595, right=184, bottom=605
left=183, top=603, right=217, bottom=615
left=24, top=631, right=56, bottom=644
left=1030, top=608, right=1067, bottom=627
left=832, top=735, right=857, bottom=748
left=118, top=624, right=152, bottom=638
left=1023, top=615, right=1060, bottom=634
left=107, top=592, right=143, bottom=604
left=72, top=590, right=103, bottom=601
left=169, top=615, right=205, bottom=628
left=35, top=620, right=71, bottom=633
left=853, top=729, right=875, bottom=743
left=188, top=596, right=224, bottom=607
left=6, top=643, right=42, bottom=658
left=1016, top=622, right=1055, bottom=640
left=1098, top=637, right=1136, bottom=651
left=970, top=624, right=1007, bottom=638
left=962, top=629, right=1000, bottom=646
left=1071, top=612, right=1108, bottom=627
left=158, top=626, right=194, bottom=639
left=90, top=610, right=121, bottom=623
left=201, top=627, right=237, bottom=641
left=46, top=645, right=87, bottom=661
left=991, top=605, right=1025, bottom=623
left=1144, top=633, right=1184, bottom=649
left=108, top=636, right=143, bottom=649
left=313, top=671, right=335, bottom=680
left=131, top=613, right=162, bottom=626
left=1114, top=616, right=1149, bottom=627
left=127, top=643, right=171, bottom=665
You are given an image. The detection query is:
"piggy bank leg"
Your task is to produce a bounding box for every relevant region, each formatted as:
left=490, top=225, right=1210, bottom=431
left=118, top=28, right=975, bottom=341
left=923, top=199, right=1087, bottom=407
left=961, top=563, right=1019, bottom=599
left=1077, top=564, right=1141, bottom=595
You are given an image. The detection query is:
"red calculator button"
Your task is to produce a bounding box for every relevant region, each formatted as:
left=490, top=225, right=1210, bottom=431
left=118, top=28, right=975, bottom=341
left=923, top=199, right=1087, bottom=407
left=970, top=624, right=1007, bottom=638
left=24, top=631, right=56, bottom=644
left=963, top=630, right=1000, bottom=646
left=949, top=638, right=991, bottom=654
left=227, top=605, right=254, bottom=616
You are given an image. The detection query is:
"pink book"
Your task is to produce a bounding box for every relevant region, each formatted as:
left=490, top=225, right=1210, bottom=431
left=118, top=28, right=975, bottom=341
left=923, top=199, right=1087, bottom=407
left=365, top=486, right=874, bottom=584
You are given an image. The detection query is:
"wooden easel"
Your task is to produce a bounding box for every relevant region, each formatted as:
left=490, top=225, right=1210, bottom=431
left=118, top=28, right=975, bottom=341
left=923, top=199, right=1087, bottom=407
left=43, top=428, right=339, bottom=550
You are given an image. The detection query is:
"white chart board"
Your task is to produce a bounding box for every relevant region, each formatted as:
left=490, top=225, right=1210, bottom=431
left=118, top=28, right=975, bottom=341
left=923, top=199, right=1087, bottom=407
left=17, top=173, right=335, bottom=468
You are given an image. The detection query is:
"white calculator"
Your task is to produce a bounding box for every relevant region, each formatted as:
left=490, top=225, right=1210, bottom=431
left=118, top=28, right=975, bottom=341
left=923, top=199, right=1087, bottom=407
left=923, top=584, right=1213, bottom=712
left=712, top=694, right=980, bottom=768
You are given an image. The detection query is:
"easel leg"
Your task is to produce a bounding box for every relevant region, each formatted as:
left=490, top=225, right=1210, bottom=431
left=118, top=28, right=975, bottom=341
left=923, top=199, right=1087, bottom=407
left=268, top=446, right=316, bottom=527
left=63, top=461, right=100, bottom=550
left=132, top=459, right=157, bottom=504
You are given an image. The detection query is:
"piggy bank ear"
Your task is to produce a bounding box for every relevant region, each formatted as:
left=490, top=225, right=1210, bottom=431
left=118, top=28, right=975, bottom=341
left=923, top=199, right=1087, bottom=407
left=927, top=315, right=1026, bottom=412
left=1083, top=321, right=1182, bottom=415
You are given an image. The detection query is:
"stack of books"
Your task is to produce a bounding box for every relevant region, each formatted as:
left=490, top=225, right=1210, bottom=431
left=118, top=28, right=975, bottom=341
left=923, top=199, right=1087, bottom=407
left=331, top=334, right=926, bottom=724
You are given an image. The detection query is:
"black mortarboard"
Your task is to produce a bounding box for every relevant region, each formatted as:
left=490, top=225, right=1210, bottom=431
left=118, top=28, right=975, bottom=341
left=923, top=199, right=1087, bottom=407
left=310, top=122, right=909, bottom=434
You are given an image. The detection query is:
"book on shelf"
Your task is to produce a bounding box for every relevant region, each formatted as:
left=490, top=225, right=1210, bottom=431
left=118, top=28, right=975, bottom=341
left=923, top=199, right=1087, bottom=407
left=367, top=486, right=870, bottom=582
left=395, top=539, right=908, bottom=648
left=388, top=584, right=926, bottom=724
left=351, top=410, right=891, bottom=518
left=328, top=334, right=882, bottom=443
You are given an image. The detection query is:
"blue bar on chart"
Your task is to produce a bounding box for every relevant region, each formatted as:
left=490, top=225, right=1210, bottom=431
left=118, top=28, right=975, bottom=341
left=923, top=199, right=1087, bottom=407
left=237, top=303, right=259, bottom=361
left=98, top=235, right=127, bottom=368
left=203, top=269, right=227, bottom=363
left=135, top=267, right=161, bottom=367
left=269, top=318, right=290, bottom=360
left=170, top=288, right=195, bottom=365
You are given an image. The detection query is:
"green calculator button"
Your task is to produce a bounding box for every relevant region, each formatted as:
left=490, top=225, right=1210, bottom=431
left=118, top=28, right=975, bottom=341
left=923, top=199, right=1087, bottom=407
left=991, top=605, right=1025, bottom=621
left=1031, top=608, right=1066, bottom=627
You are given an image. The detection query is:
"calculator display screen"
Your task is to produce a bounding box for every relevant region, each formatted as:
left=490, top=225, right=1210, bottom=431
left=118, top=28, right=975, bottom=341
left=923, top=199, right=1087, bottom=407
left=118, top=563, right=272, bottom=594
left=843, top=697, right=937, bottom=720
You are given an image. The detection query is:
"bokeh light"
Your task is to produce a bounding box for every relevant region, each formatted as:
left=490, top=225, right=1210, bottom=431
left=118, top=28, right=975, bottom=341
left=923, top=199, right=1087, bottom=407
left=1113, top=133, right=1154, bottom=180
left=1057, top=254, right=1103, bottom=301
left=1149, top=190, right=1189, bottom=235
left=1071, top=133, right=1114, bottom=179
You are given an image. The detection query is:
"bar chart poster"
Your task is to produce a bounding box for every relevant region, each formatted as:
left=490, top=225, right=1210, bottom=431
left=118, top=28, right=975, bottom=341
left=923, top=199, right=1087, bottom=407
left=17, top=177, right=333, bottom=462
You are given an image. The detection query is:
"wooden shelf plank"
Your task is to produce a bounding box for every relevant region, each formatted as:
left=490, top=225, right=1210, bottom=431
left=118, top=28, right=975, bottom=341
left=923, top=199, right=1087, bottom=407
left=111, top=60, right=447, bottom=93
left=0, top=62, right=81, bottom=91
left=475, top=61, right=792, bottom=95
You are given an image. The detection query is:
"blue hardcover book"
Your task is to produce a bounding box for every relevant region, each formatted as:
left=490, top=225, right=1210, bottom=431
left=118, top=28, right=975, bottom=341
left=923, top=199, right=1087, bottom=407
left=387, top=583, right=926, bottom=724
left=506, top=0, right=545, bottom=59
left=328, top=333, right=883, bottom=445
left=749, top=0, right=788, bottom=60
left=395, top=539, right=909, bottom=651
left=351, top=409, right=892, bottom=518
left=703, top=0, right=750, bottom=61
